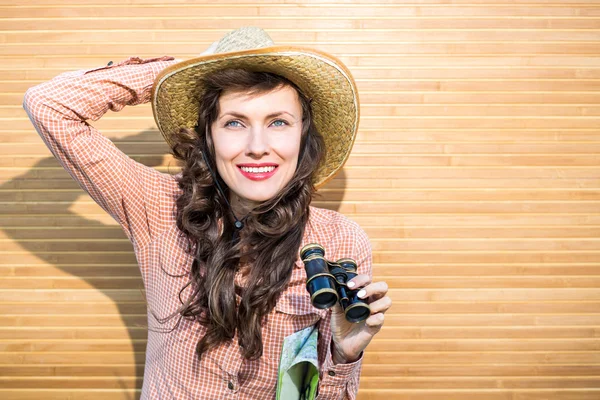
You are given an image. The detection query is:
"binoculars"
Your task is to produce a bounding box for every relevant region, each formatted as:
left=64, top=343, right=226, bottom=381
left=300, top=243, right=371, bottom=323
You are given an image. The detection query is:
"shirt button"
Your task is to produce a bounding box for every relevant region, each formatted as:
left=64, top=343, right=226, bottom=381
left=328, top=370, right=336, bottom=377
left=228, top=381, right=234, bottom=390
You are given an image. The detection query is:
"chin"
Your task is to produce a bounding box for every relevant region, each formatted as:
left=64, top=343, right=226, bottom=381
left=242, top=191, right=278, bottom=203
left=236, top=183, right=284, bottom=203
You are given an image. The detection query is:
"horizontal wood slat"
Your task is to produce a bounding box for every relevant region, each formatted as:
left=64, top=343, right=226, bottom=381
left=0, top=389, right=598, bottom=400
left=0, top=375, right=599, bottom=390
left=4, top=6, right=600, bottom=18
left=3, top=55, right=600, bottom=68
left=4, top=31, right=600, bottom=44
left=0, top=363, right=597, bottom=378
left=2, top=0, right=599, bottom=399
left=1, top=18, right=599, bottom=30
left=3, top=238, right=600, bottom=252
left=4, top=43, right=600, bottom=55
left=1, top=351, right=599, bottom=365
left=0, top=0, right=598, bottom=4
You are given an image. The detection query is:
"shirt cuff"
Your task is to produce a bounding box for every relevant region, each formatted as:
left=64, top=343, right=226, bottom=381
left=82, top=55, right=176, bottom=75
left=320, top=346, right=363, bottom=385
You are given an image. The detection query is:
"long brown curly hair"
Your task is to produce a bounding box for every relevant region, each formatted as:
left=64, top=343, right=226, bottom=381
left=150, top=68, right=326, bottom=361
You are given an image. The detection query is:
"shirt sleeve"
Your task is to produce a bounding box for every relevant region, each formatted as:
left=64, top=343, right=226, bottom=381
left=316, top=223, right=373, bottom=400
left=22, top=56, right=180, bottom=253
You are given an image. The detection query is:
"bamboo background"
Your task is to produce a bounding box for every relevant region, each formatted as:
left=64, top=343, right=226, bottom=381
left=1, top=0, right=600, bottom=399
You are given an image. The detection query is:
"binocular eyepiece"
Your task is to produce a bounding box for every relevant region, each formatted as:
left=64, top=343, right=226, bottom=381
left=300, top=243, right=371, bottom=323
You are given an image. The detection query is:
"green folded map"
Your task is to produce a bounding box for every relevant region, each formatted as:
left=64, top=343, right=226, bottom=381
left=275, top=324, right=320, bottom=400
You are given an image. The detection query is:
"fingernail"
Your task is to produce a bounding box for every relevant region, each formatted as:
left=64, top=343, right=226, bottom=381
left=357, top=289, right=367, bottom=298
left=347, top=281, right=355, bottom=288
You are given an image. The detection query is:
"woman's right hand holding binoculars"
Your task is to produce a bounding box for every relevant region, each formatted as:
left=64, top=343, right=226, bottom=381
left=329, top=272, right=390, bottom=365
left=300, top=243, right=392, bottom=365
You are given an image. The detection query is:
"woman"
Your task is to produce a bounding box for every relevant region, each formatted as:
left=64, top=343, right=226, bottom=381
left=23, top=27, right=391, bottom=400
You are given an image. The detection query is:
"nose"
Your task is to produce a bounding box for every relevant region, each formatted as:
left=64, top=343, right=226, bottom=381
left=245, top=125, right=270, bottom=158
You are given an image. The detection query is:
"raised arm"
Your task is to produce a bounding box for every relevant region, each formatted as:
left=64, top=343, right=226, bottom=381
left=22, top=56, right=180, bottom=253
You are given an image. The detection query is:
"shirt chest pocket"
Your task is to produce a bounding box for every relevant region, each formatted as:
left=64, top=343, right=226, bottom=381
left=261, top=290, right=325, bottom=362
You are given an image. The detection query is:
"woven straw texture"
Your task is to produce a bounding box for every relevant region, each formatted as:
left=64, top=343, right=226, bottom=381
left=152, top=47, right=359, bottom=188
left=214, top=26, right=274, bottom=53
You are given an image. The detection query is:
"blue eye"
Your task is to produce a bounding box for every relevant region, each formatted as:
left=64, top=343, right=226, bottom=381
left=225, top=120, right=242, bottom=128
left=271, top=119, right=288, bottom=127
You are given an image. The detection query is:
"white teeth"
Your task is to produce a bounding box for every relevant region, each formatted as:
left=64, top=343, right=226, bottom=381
left=240, top=166, right=276, bottom=174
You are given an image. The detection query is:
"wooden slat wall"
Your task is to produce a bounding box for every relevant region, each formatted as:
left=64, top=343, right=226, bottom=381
left=1, top=0, right=599, bottom=398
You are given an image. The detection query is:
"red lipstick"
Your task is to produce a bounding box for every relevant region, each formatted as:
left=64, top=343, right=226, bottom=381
left=237, top=163, right=279, bottom=181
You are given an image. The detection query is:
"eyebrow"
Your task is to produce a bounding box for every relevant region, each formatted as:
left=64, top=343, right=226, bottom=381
left=219, top=111, right=297, bottom=121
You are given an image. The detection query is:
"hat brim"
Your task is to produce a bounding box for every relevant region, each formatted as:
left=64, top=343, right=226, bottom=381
left=151, top=46, right=359, bottom=189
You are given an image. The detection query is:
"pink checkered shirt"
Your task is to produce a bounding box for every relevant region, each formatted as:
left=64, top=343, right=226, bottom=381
left=23, top=55, right=372, bottom=400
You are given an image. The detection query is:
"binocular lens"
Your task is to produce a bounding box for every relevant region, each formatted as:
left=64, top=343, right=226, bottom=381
left=344, top=302, right=371, bottom=323
left=307, top=275, right=338, bottom=309
left=300, top=244, right=324, bottom=259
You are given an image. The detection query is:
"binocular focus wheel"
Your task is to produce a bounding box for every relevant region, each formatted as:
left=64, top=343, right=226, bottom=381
left=336, top=258, right=358, bottom=273
left=304, top=254, right=326, bottom=263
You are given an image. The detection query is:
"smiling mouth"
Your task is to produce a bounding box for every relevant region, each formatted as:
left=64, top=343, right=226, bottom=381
left=239, top=166, right=277, bottom=174
left=237, top=165, right=279, bottom=181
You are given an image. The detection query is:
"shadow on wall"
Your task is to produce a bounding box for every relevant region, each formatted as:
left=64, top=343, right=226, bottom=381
left=1, top=128, right=346, bottom=399
left=2, top=129, right=165, bottom=399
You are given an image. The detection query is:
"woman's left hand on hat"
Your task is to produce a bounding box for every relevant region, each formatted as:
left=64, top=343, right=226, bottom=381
left=329, top=275, right=391, bottom=364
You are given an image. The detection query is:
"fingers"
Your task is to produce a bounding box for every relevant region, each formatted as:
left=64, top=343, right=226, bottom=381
left=349, top=279, right=389, bottom=303
left=347, top=274, right=371, bottom=291
left=363, top=294, right=391, bottom=334
left=346, top=276, right=391, bottom=334
left=368, top=295, right=393, bottom=315
left=364, top=311, right=385, bottom=334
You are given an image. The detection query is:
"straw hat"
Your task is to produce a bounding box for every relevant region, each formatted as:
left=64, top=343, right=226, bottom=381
left=151, top=27, right=359, bottom=189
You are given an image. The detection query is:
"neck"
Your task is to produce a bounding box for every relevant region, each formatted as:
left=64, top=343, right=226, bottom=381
left=229, top=193, right=257, bottom=220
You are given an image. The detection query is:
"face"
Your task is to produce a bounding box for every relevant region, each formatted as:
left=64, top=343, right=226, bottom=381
left=210, top=84, right=303, bottom=214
